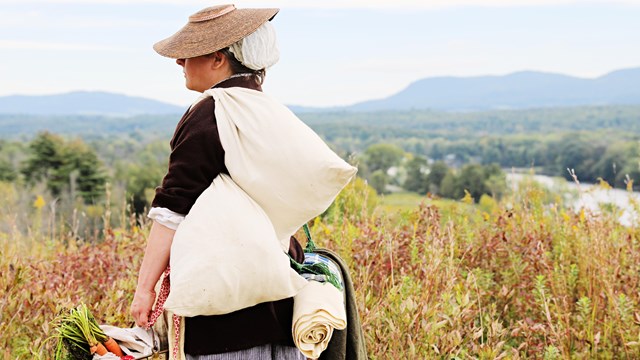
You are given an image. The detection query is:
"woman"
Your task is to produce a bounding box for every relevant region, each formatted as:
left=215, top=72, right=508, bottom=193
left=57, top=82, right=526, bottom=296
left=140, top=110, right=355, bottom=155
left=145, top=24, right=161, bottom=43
left=131, top=4, right=358, bottom=359
left=130, top=5, right=310, bottom=359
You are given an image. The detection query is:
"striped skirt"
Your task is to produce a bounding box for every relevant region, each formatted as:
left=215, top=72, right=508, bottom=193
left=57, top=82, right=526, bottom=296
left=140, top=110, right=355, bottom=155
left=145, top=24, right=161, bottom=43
left=185, top=344, right=305, bottom=360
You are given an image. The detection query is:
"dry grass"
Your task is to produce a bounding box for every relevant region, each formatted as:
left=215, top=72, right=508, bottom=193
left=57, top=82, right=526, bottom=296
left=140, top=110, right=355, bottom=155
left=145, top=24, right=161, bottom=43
left=2, top=178, right=640, bottom=359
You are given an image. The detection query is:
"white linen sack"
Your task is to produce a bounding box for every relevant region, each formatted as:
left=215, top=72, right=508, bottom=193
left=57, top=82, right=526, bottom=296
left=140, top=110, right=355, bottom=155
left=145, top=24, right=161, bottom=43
left=206, top=87, right=358, bottom=250
left=164, top=174, right=308, bottom=316
left=164, top=86, right=356, bottom=318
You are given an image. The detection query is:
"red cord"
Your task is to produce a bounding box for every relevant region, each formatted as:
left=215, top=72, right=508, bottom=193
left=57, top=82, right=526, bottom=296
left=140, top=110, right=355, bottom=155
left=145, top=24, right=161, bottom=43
left=147, top=267, right=181, bottom=359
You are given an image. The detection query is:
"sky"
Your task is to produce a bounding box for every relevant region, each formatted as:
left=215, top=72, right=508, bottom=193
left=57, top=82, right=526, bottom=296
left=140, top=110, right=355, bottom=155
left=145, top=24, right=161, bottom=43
left=1, top=0, right=640, bottom=108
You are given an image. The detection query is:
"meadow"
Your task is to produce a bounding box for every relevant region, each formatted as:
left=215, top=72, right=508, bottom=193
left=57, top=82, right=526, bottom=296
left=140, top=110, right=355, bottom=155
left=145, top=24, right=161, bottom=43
left=2, top=177, right=640, bottom=359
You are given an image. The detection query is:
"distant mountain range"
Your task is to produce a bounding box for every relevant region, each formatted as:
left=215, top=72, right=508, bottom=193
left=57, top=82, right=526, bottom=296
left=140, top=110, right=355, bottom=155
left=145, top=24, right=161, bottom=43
left=0, top=91, right=184, bottom=116
left=1, top=68, right=640, bottom=115
left=339, top=67, right=640, bottom=112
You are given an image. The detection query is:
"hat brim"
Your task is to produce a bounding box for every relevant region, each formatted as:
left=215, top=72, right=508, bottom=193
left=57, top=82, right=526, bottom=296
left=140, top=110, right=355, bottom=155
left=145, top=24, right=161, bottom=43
left=153, top=8, right=279, bottom=59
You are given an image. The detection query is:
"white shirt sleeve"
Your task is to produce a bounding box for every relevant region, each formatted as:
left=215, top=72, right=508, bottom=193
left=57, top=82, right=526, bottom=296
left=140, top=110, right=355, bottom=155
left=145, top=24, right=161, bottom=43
left=148, top=207, right=185, bottom=231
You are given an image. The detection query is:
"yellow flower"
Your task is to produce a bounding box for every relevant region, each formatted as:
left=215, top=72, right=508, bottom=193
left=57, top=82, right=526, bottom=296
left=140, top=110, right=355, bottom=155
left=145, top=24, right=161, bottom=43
left=33, top=195, right=45, bottom=210
left=462, top=190, right=474, bottom=205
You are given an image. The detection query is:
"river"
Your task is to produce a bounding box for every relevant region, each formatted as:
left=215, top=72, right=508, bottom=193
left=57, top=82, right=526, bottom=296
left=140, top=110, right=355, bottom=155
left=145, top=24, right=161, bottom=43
left=506, top=173, right=640, bottom=226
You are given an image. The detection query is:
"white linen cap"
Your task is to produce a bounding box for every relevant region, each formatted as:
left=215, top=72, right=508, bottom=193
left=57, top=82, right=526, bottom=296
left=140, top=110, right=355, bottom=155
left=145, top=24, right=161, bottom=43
left=228, top=21, right=279, bottom=70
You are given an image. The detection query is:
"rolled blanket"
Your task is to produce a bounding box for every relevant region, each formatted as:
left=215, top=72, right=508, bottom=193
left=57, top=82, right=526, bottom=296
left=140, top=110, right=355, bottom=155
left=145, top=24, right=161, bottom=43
left=292, top=281, right=347, bottom=359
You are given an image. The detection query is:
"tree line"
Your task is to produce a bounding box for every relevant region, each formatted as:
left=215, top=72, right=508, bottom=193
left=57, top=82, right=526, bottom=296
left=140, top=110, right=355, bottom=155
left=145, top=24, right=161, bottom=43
left=2, top=104, right=639, bottom=220
left=0, top=131, right=508, bottom=220
left=353, top=132, right=640, bottom=197
left=356, top=143, right=506, bottom=202
left=0, top=132, right=167, bottom=215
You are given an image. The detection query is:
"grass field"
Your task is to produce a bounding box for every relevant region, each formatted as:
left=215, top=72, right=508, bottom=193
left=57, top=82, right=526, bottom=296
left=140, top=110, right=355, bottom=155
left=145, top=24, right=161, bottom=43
left=2, top=178, right=640, bottom=359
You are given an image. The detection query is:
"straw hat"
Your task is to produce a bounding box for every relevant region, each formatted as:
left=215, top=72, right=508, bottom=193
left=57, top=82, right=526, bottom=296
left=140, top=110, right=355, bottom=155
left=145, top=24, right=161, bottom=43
left=153, top=4, right=279, bottom=59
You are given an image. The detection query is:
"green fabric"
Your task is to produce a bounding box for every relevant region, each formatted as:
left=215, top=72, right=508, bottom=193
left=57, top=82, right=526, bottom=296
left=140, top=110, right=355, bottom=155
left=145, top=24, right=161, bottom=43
left=288, top=224, right=343, bottom=291
left=303, top=224, right=315, bottom=252
left=315, top=248, right=368, bottom=360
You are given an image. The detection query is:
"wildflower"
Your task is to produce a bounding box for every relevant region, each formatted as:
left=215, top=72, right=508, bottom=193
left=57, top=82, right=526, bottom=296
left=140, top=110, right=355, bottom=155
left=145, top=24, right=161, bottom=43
left=33, top=195, right=45, bottom=210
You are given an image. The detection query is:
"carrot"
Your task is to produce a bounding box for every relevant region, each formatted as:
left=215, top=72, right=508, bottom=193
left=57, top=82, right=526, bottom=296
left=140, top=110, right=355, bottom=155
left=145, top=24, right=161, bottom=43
left=103, top=337, right=124, bottom=356
left=90, top=342, right=108, bottom=355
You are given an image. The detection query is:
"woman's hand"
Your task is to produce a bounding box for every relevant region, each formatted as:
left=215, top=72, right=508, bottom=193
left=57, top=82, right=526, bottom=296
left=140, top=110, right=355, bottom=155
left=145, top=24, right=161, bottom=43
left=131, top=221, right=175, bottom=327
left=131, top=288, right=157, bottom=328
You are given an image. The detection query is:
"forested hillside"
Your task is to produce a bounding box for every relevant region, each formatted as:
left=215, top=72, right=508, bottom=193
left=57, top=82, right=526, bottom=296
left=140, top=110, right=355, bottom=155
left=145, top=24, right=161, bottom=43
left=3, top=105, right=639, bottom=140
left=1, top=105, right=639, bottom=215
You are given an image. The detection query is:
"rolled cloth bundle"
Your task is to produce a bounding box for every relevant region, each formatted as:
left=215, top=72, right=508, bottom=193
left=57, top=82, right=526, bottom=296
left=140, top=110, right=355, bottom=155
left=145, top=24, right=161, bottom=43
left=292, top=280, right=347, bottom=359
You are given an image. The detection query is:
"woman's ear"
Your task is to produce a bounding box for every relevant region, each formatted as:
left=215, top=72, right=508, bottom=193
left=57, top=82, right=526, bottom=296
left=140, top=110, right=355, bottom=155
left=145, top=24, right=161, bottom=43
left=210, top=51, right=227, bottom=70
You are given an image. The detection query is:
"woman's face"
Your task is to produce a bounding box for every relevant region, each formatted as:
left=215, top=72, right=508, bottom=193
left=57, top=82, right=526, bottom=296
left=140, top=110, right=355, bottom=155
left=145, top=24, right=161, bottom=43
left=176, top=55, right=219, bottom=92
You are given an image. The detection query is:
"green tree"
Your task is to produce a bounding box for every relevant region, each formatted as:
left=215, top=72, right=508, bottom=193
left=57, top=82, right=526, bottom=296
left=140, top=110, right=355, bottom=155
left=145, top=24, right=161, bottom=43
left=484, top=164, right=507, bottom=199
left=457, top=164, right=487, bottom=201
left=114, top=141, right=169, bottom=214
left=64, top=140, right=107, bottom=202
left=0, top=140, right=21, bottom=182
left=22, top=132, right=65, bottom=191
left=439, top=163, right=505, bottom=202
left=591, top=141, right=640, bottom=187
left=0, top=159, right=16, bottom=182
left=22, top=132, right=107, bottom=202
left=426, top=161, right=450, bottom=195
left=364, top=143, right=404, bottom=173
left=369, top=170, right=389, bottom=195
left=439, top=171, right=460, bottom=200
left=119, top=162, right=165, bottom=214
left=551, top=135, right=606, bottom=183
left=403, top=155, right=428, bottom=194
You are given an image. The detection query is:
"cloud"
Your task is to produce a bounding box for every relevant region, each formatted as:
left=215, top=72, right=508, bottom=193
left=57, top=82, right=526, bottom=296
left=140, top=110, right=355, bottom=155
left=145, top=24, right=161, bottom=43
left=262, top=0, right=640, bottom=8
left=6, top=0, right=640, bottom=8
left=0, top=12, right=156, bottom=30
left=0, top=39, right=128, bottom=51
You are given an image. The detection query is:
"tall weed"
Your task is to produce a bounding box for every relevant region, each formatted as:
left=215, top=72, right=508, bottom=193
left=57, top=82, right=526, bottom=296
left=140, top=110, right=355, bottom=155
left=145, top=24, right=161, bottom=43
left=2, top=178, right=640, bottom=359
